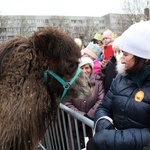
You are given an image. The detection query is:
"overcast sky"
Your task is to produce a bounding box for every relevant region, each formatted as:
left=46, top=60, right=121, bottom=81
left=0, top=0, right=123, bottom=17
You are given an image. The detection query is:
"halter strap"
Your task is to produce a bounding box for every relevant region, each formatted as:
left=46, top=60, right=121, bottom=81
left=44, top=68, right=81, bottom=102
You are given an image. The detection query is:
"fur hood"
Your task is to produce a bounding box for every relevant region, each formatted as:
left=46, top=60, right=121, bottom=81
left=116, top=59, right=125, bottom=75
left=115, top=51, right=125, bottom=75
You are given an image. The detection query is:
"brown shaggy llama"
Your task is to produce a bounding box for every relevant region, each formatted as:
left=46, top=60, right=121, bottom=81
left=0, top=27, right=91, bottom=150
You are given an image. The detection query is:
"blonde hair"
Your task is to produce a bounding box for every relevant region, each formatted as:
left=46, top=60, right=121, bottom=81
left=112, top=36, right=121, bottom=51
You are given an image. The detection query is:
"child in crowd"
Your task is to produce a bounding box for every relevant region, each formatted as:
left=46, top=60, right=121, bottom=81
left=81, top=42, right=102, bottom=74
left=102, top=29, right=114, bottom=61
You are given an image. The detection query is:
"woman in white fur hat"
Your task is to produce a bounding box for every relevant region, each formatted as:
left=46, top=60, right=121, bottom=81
left=87, top=21, right=150, bottom=150
left=63, top=56, right=105, bottom=149
left=63, top=56, right=105, bottom=119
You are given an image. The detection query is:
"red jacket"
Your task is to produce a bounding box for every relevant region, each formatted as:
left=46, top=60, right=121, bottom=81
left=103, top=44, right=114, bottom=60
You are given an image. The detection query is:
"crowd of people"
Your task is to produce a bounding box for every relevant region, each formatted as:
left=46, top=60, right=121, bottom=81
left=1, top=16, right=149, bottom=150
left=86, top=20, right=150, bottom=150
left=63, top=20, right=150, bottom=150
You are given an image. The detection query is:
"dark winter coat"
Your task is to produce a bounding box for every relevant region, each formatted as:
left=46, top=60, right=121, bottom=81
left=93, top=71, right=150, bottom=150
left=63, top=73, right=105, bottom=119
left=102, top=56, right=117, bottom=94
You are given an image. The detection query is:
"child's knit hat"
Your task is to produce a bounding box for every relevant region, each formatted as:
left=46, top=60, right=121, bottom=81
left=102, top=29, right=114, bottom=39
left=81, top=42, right=101, bottom=60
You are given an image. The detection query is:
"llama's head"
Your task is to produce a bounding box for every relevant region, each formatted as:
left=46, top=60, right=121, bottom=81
left=29, top=27, right=91, bottom=103
left=0, top=27, right=91, bottom=150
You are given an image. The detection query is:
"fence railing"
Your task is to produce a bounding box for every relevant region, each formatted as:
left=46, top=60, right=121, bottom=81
left=39, top=103, right=94, bottom=150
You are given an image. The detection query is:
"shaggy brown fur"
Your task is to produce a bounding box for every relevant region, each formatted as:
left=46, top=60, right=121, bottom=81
left=0, top=27, right=91, bottom=150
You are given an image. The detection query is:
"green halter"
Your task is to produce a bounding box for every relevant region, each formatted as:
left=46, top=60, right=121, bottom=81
left=44, top=68, right=81, bottom=102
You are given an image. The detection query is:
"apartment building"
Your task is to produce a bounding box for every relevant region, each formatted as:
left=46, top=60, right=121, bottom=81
left=0, top=13, right=146, bottom=44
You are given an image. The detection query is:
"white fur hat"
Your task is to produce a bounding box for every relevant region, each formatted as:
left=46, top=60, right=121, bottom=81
left=79, top=57, right=94, bottom=68
left=120, top=21, right=150, bottom=59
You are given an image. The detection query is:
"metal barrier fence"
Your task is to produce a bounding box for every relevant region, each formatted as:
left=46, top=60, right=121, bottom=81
left=39, top=103, right=94, bottom=150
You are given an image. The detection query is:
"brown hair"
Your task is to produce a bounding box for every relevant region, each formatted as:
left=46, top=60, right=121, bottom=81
left=127, top=56, right=150, bottom=73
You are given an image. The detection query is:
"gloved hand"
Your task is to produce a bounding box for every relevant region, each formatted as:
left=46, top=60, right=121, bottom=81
left=95, top=119, right=113, bottom=133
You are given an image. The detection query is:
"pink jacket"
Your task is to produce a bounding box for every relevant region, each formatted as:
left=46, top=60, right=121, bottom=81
left=93, top=60, right=101, bottom=74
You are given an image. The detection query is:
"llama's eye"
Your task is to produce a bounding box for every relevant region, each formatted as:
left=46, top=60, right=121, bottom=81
left=68, top=62, right=78, bottom=72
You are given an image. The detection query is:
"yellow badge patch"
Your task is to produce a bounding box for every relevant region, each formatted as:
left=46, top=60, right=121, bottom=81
left=134, top=90, right=144, bottom=102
